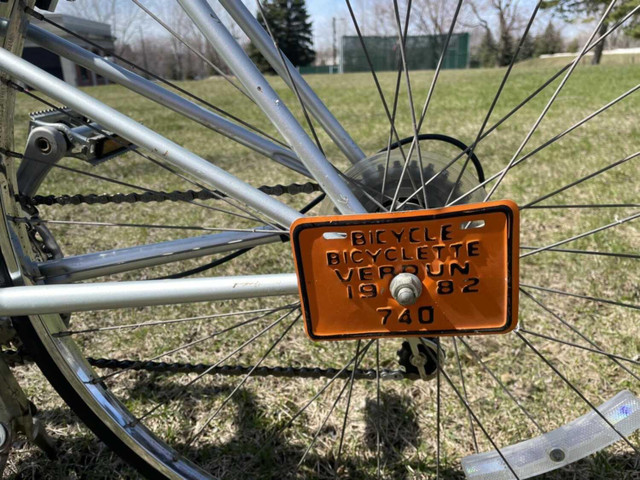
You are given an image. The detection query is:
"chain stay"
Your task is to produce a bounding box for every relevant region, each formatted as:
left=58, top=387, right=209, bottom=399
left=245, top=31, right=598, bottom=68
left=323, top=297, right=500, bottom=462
left=2, top=150, right=407, bottom=382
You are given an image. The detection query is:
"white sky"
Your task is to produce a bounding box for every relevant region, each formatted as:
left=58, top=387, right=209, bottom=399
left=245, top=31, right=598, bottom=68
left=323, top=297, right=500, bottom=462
left=55, top=0, right=595, bottom=51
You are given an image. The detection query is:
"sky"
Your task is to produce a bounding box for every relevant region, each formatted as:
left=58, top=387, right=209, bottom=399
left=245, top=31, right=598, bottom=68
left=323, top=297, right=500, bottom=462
left=55, top=0, right=593, bottom=53
left=305, top=0, right=586, bottom=52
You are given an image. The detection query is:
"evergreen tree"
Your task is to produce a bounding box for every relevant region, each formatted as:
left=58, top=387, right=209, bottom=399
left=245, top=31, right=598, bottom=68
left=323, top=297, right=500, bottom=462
left=248, top=0, right=316, bottom=73
left=535, top=21, right=564, bottom=56
left=497, top=27, right=515, bottom=66
left=476, top=29, right=497, bottom=67
left=517, top=32, right=537, bottom=61
left=567, top=38, right=580, bottom=53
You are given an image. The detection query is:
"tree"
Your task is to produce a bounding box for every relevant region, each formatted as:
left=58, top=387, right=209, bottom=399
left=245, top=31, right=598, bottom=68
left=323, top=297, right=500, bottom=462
left=60, top=0, right=143, bottom=56
left=517, top=29, right=537, bottom=60
left=413, top=0, right=470, bottom=35
left=475, top=29, right=498, bottom=66
left=535, top=21, right=564, bottom=56
left=468, top=0, right=527, bottom=66
left=542, top=0, right=640, bottom=64
left=497, top=16, right=515, bottom=65
left=566, top=37, right=580, bottom=52
left=248, top=0, right=316, bottom=73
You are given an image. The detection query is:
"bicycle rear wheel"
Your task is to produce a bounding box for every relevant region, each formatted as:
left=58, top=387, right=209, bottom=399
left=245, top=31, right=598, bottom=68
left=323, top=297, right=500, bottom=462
left=1, top=1, right=639, bottom=479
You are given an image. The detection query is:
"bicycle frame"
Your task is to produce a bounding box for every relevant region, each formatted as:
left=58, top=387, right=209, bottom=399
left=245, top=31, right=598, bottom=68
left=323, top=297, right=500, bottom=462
left=0, top=0, right=368, bottom=309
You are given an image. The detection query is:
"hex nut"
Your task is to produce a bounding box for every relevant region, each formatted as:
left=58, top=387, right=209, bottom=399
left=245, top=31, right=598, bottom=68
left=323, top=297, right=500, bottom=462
left=390, top=273, right=423, bottom=306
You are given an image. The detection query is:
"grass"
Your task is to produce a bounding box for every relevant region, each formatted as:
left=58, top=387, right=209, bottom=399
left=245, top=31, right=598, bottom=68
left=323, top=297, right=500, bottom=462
left=5, top=59, right=640, bottom=480
left=520, top=51, right=640, bottom=69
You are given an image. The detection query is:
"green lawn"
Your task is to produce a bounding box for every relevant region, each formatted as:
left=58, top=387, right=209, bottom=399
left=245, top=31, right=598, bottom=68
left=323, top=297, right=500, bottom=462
left=6, top=60, right=640, bottom=479
left=521, top=52, right=640, bottom=69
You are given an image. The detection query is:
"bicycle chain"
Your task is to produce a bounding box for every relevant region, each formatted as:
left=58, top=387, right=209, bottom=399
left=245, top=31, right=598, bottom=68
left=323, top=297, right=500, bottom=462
left=0, top=104, right=407, bottom=382
left=2, top=151, right=408, bottom=381
left=19, top=182, right=321, bottom=208
left=0, top=147, right=321, bottom=207
left=3, top=349, right=409, bottom=380
left=86, top=357, right=411, bottom=380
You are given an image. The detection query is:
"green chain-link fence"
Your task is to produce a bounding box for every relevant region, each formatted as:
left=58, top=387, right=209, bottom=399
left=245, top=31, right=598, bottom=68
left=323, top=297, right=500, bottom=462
left=340, top=33, right=469, bottom=73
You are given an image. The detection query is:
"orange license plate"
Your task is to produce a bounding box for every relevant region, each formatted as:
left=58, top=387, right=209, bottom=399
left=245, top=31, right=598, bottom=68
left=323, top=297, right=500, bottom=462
left=291, top=200, right=519, bottom=340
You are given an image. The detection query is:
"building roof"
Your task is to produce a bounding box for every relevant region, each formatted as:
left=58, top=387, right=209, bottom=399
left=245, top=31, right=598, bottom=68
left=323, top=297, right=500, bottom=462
left=25, top=13, right=115, bottom=51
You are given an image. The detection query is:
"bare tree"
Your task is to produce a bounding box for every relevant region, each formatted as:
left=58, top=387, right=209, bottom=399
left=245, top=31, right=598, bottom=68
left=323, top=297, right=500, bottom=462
left=467, top=0, right=527, bottom=66
left=70, top=0, right=144, bottom=55
left=413, top=0, right=465, bottom=35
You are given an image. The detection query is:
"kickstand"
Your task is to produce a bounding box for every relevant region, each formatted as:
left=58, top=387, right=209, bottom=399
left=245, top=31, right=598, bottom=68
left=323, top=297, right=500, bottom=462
left=0, top=355, right=56, bottom=473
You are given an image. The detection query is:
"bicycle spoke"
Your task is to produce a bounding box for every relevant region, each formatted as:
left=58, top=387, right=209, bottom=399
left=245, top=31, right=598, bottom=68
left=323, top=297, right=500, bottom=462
left=519, top=329, right=640, bottom=368
left=525, top=204, right=640, bottom=209
left=249, top=340, right=375, bottom=467
left=129, top=0, right=252, bottom=101
left=445, top=0, right=542, bottom=204
left=151, top=195, right=323, bottom=281
left=449, top=84, right=640, bottom=208
left=96, top=305, right=289, bottom=383
left=452, top=338, right=479, bottom=452
left=520, top=246, right=640, bottom=260
left=521, top=150, right=640, bottom=209
left=54, top=304, right=298, bottom=337
left=520, top=289, right=640, bottom=382
left=185, top=313, right=301, bottom=445
left=415, top=0, right=464, bottom=132
left=521, top=283, right=639, bottom=311
left=419, top=338, right=520, bottom=479
left=483, top=0, right=617, bottom=201
left=145, top=308, right=297, bottom=421
left=338, top=171, right=390, bottom=212
left=390, top=0, right=464, bottom=211
left=459, top=337, right=545, bottom=435
left=395, top=5, right=640, bottom=210
left=134, top=308, right=298, bottom=428
left=342, top=0, right=424, bottom=198
left=515, top=331, right=640, bottom=455
left=336, top=339, right=362, bottom=471
left=297, top=370, right=351, bottom=468
left=382, top=0, right=413, bottom=202
left=343, top=0, right=408, bottom=163
left=520, top=211, right=640, bottom=258
left=13, top=153, right=152, bottom=194
left=254, top=0, right=325, bottom=156
left=390, top=0, right=428, bottom=209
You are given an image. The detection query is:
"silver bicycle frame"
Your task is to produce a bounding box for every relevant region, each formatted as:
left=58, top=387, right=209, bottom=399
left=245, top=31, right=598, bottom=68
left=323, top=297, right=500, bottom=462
left=0, top=47, right=303, bottom=227
left=218, top=0, right=365, bottom=165
left=0, top=19, right=311, bottom=178
left=37, top=228, right=282, bottom=283
left=0, top=273, right=299, bottom=315
left=177, top=0, right=366, bottom=216
left=0, top=2, right=372, bottom=304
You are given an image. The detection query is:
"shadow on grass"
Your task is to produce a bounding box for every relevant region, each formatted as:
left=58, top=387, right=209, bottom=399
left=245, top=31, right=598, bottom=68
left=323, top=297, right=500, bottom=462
left=8, top=375, right=640, bottom=479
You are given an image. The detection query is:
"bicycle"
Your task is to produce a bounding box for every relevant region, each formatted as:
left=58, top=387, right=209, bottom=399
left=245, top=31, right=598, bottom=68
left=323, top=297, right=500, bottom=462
left=0, top=0, right=638, bottom=478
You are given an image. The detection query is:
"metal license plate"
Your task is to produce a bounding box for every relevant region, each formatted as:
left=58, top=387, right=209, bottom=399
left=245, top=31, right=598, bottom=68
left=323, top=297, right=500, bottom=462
left=291, top=201, right=519, bottom=340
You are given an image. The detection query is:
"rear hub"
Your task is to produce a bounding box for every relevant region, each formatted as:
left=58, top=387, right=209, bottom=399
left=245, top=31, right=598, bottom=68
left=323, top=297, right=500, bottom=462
left=292, top=139, right=519, bottom=378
